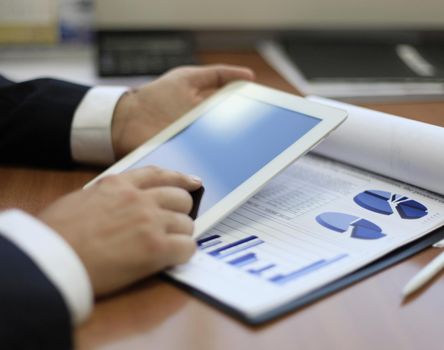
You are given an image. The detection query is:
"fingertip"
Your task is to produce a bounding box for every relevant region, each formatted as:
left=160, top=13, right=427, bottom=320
left=188, top=174, right=202, bottom=186
left=219, top=65, right=256, bottom=83
left=239, top=67, right=256, bottom=81
left=175, top=173, right=202, bottom=192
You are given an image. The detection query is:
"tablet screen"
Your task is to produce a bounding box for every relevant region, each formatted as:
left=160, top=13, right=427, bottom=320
left=127, top=94, right=320, bottom=217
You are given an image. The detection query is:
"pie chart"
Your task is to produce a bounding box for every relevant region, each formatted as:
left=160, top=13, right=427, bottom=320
left=316, top=212, right=386, bottom=240
left=354, top=190, right=428, bottom=219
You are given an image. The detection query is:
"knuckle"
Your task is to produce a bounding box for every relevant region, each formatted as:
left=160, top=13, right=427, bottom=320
left=171, top=170, right=183, bottom=180
left=170, top=66, right=191, bottom=75
left=147, top=165, right=160, bottom=171
left=146, top=165, right=162, bottom=176
left=136, top=208, right=155, bottom=225
left=182, top=216, right=195, bottom=234
left=175, top=171, right=191, bottom=185
left=98, top=174, right=120, bottom=186
left=177, top=240, right=197, bottom=264
left=165, top=171, right=190, bottom=188
left=141, top=230, right=168, bottom=254
left=167, top=67, right=180, bottom=75
left=118, top=187, right=141, bottom=204
left=146, top=233, right=168, bottom=255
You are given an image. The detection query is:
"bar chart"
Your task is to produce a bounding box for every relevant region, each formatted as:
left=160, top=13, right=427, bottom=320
left=207, top=235, right=264, bottom=259
left=269, top=253, right=348, bottom=285
left=197, top=232, right=348, bottom=286
left=166, top=153, right=444, bottom=323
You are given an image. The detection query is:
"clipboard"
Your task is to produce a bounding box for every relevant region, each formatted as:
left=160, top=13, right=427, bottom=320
left=164, top=225, right=444, bottom=324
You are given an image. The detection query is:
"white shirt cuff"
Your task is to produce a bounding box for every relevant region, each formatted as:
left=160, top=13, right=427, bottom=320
left=0, top=209, right=93, bottom=325
left=71, top=86, right=128, bottom=165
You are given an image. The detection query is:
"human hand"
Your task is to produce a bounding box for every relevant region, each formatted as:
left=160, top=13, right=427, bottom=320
left=37, top=166, right=202, bottom=296
left=111, top=64, right=255, bottom=159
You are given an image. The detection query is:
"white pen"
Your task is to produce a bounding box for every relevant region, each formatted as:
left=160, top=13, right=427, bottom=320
left=432, top=238, right=444, bottom=248
left=402, top=250, right=444, bottom=298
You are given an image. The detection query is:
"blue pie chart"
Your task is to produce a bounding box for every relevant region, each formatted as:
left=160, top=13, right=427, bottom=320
left=316, top=212, right=386, bottom=240
left=354, top=190, right=428, bottom=219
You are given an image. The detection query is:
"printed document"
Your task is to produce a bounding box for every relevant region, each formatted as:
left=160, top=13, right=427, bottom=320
left=169, top=155, right=444, bottom=319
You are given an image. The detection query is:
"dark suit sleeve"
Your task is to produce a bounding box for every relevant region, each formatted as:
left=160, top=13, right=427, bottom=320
left=0, top=235, right=72, bottom=349
left=0, top=75, right=90, bottom=168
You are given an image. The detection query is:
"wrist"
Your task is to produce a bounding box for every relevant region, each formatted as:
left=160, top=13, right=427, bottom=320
left=111, top=89, right=138, bottom=159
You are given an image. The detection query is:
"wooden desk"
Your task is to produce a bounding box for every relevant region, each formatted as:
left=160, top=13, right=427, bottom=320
left=1, top=52, right=443, bottom=350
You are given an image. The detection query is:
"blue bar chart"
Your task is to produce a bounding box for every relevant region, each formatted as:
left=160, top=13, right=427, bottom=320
left=228, top=253, right=258, bottom=267
left=197, top=233, right=347, bottom=286
left=248, top=264, right=276, bottom=276
left=197, top=234, right=223, bottom=249
left=269, top=253, right=348, bottom=285
left=207, top=235, right=264, bottom=259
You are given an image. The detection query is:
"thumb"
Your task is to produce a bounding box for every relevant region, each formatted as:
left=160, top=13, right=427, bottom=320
left=187, top=65, right=255, bottom=90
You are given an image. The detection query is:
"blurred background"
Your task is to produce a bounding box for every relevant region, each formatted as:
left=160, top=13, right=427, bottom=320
left=1, top=0, right=443, bottom=100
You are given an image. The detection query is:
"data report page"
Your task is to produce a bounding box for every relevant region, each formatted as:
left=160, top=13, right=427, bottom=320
left=168, top=154, right=444, bottom=319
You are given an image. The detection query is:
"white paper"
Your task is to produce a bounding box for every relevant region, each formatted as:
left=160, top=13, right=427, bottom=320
left=308, top=96, right=444, bottom=196
left=169, top=155, right=444, bottom=318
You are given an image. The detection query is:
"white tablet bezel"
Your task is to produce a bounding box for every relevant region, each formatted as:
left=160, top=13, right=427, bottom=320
left=85, top=81, right=347, bottom=238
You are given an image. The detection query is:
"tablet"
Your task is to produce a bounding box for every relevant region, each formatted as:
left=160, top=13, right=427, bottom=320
left=86, top=81, right=347, bottom=238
